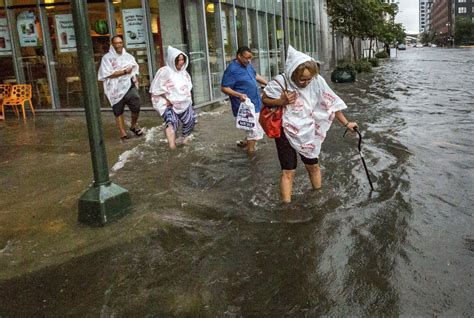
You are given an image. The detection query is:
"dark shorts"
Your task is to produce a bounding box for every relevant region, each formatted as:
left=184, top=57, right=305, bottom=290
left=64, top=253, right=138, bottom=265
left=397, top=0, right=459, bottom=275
left=112, top=84, right=141, bottom=117
left=275, top=128, right=319, bottom=170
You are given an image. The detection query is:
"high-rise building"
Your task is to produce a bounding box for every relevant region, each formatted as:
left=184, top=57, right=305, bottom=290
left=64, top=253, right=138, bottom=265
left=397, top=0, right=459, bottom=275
left=420, top=0, right=429, bottom=32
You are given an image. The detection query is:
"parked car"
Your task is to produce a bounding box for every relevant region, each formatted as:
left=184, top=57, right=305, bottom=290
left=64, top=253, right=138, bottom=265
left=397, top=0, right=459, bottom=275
left=398, top=44, right=406, bottom=50
left=415, top=43, right=424, bottom=48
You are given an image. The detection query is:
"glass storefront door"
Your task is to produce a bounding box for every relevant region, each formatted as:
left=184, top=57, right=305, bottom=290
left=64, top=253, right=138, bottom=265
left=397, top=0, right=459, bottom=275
left=12, top=6, right=49, bottom=108
left=183, top=0, right=210, bottom=104
left=205, top=0, right=225, bottom=99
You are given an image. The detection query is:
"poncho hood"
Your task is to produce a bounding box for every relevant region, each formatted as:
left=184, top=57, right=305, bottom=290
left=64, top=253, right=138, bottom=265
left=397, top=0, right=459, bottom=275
left=166, top=46, right=189, bottom=73
left=284, top=45, right=315, bottom=87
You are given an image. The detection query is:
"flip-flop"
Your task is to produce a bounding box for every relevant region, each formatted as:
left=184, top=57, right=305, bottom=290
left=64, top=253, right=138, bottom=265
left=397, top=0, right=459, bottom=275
left=130, top=126, right=143, bottom=136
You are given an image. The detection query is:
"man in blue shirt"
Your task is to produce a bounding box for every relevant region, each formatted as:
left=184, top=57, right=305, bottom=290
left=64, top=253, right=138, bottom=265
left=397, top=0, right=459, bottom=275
left=221, top=46, right=268, bottom=154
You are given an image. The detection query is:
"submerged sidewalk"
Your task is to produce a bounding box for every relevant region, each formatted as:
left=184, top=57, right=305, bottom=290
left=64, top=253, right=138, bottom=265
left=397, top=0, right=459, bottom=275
left=0, top=108, right=227, bottom=281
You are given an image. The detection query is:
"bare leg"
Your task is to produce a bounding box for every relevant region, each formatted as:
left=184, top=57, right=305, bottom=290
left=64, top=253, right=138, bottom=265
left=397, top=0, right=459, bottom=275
left=165, top=125, right=177, bottom=150
left=130, top=111, right=139, bottom=128
left=281, top=169, right=296, bottom=203
left=304, top=163, right=322, bottom=190
left=246, top=140, right=257, bottom=154
left=115, top=115, right=127, bottom=138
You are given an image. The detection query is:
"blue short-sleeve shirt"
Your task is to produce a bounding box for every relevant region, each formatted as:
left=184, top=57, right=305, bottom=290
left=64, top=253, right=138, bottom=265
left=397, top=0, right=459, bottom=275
left=221, top=59, right=261, bottom=116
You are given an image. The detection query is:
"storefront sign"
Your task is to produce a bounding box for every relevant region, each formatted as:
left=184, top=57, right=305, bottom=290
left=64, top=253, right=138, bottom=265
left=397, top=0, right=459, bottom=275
left=122, top=8, right=146, bottom=49
left=0, top=18, right=13, bottom=56
left=17, top=11, right=38, bottom=47
left=55, top=14, right=76, bottom=53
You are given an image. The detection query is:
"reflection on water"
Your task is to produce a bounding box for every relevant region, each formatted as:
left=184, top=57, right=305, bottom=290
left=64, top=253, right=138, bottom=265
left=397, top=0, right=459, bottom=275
left=1, top=48, right=473, bottom=316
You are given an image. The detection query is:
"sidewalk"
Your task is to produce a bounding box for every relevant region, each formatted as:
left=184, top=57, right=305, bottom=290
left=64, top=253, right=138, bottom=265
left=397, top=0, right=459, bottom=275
left=0, top=110, right=193, bottom=280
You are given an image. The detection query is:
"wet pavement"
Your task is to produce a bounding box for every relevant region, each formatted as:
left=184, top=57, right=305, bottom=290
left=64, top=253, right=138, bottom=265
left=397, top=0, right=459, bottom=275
left=0, top=47, right=473, bottom=316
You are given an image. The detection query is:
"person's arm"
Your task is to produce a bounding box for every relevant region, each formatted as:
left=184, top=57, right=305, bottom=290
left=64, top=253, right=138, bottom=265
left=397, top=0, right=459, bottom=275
left=221, top=86, right=247, bottom=102
left=335, top=111, right=358, bottom=131
left=108, top=65, right=133, bottom=79
left=159, top=93, right=172, bottom=106
left=256, top=74, right=268, bottom=86
left=262, top=91, right=296, bottom=107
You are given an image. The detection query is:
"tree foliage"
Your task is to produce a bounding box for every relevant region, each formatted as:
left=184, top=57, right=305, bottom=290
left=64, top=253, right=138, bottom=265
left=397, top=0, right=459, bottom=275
left=327, top=0, right=406, bottom=60
left=455, top=17, right=474, bottom=45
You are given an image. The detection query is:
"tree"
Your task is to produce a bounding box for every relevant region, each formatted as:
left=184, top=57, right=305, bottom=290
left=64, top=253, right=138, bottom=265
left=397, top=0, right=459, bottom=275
left=327, top=0, right=405, bottom=60
left=455, top=17, right=474, bottom=45
left=327, top=0, right=371, bottom=61
left=378, top=20, right=405, bottom=54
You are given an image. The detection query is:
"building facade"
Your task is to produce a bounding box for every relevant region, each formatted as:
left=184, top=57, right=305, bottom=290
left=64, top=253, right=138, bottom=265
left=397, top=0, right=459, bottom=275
left=0, top=0, right=333, bottom=111
left=420, top=0, right=428, bottom=32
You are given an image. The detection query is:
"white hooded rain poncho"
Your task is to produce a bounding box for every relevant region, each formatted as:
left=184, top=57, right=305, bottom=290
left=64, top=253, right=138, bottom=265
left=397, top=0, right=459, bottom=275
left=98, top=45, right=139, bottom=107
left=264, top=45, right=347, bottom=159
left=150, top=46, right=193, bottom=116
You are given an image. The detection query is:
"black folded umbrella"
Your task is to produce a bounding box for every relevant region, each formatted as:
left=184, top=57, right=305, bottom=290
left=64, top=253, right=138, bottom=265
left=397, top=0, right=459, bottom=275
left=344, top=127, right=374, bottom=191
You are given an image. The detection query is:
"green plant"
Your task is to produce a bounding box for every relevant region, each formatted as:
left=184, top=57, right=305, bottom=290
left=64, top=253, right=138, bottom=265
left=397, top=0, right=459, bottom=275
left=375, top=51, right=389, bottom=58
left=368, top=58, right=380, bottom=67
left=354, top=60, right=373, bottom=73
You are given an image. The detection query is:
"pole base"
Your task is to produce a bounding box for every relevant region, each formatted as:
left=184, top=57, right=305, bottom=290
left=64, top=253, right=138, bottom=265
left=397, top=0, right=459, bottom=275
left=78, top=183, right=131, bottom=226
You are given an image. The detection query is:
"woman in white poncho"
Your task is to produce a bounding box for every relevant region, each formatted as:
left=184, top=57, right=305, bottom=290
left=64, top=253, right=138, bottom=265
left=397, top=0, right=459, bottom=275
left=262, top=46, right=358, bottom=203
left=150, top=46, right=196, bottom=149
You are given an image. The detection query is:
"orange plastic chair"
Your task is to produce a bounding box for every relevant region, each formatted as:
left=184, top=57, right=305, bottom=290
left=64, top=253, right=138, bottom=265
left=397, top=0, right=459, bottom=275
left=2, top=84, right=35, bottom=120
left=0, top=84, right=17, bottom=119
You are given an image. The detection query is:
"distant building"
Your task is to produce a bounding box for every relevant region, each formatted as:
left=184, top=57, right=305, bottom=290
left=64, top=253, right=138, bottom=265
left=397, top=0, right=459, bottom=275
left=420, top=0, right=429, bottom=32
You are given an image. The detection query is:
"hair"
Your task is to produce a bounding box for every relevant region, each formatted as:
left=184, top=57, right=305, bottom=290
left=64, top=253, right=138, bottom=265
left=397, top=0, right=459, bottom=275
left=291, top=60, right=319, bottom=83
left=236, top=46, right=252, bottom=56
left=175, top=54, right=187, bottom=67
left=111, top=35, right=123, bottom=43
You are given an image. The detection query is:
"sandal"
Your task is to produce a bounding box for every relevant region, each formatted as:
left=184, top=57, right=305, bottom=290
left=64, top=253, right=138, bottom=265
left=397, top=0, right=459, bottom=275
left=120, top=135, right=130, bottom=140
left=130, top=126, right=144, bottom=136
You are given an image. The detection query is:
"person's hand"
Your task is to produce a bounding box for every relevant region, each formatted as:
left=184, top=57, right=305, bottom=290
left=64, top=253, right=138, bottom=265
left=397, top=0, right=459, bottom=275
left=238, top=93, right=248, bottom=102
left=345, top=122, right=358, bottom=132
left=281, top=91, right=297, bottom=105
left=125, top=66, right=133, bottom=74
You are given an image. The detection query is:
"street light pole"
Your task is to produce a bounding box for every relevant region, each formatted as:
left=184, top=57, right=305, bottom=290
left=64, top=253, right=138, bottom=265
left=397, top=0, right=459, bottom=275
left=71, top=0, right=131, bottom=226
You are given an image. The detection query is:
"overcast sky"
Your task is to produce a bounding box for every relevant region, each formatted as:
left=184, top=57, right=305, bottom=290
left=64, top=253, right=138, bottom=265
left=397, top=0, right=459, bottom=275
left=395, top=0, right=420, bottom=34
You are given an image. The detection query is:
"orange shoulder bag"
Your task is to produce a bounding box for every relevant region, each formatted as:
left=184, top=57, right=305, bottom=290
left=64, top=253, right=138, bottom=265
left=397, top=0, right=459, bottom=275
left=259, top=75, right=288, bottom=138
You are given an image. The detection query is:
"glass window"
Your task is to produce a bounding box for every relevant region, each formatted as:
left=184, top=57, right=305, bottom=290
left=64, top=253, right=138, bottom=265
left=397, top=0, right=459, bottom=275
left=184, top=0, right=210, bottom=104
left=205, top=0, right=225, bottom=98
left=258, top=11, right=270, bottom=79
left=44, top=3, right=83, bottom=109
left=221, top=3, right=237, bottom=65
left=0, top=10, right=15, bottom=85
left=235, top=5, right=247, bottom=48
left=275, top=14, right=284, bottom=73
left=247, top=8, right=260, bottom=74
left=13, top=7, right=49, bottom=109
left=158, top=0, right=184, bottom=50
left=266, top=0, right=278, bottom=77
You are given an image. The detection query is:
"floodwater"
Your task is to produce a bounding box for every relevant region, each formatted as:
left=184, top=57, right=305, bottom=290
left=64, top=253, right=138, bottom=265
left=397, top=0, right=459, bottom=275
left=1, top=47, right=473, bottom=316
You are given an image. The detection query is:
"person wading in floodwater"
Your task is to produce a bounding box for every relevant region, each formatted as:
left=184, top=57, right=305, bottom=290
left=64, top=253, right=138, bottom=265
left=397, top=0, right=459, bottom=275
left=221, top=46, right=268, bottom=154
left=262, top=46, right=358, bottom=203
left=150, top=46, right=196, bottom=150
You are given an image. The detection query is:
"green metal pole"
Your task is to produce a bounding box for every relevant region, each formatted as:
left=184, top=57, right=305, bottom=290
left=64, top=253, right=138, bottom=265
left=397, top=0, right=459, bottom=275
left=71, top=0, right=131, bottom=226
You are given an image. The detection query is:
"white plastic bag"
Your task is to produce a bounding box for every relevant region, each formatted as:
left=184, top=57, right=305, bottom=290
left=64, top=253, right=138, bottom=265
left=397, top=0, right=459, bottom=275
left=236, top=98, right=257, bottom=131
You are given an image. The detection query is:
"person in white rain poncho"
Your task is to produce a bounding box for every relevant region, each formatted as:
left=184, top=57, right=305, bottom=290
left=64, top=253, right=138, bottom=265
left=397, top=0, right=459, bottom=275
left=98, top=35, right=144, bottom=140
left=262, top=46, right=358, bottom=203
left=150, top=46, right=196, bottom=150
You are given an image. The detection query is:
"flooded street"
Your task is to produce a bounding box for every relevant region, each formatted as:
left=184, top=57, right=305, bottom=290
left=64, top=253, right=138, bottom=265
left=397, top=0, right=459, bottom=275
left=1, top=47, right=473, bottom=316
